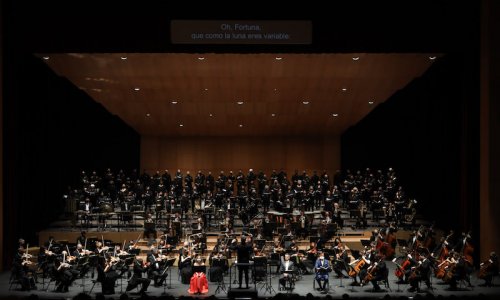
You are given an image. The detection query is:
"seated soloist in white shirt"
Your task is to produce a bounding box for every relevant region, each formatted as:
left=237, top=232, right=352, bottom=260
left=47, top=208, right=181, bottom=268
left=279, top=254, right=295, bottom=289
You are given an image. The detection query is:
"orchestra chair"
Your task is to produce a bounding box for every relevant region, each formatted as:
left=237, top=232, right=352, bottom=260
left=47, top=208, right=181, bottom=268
left=280, top=267, right=298, bottom=292
left=43, top=268, right=60, bottom=292
left=312, top=275, right=330, bottom=292
left=8, top=269, right=22, bottom=291
left=375, top=267, right=391, bottom=291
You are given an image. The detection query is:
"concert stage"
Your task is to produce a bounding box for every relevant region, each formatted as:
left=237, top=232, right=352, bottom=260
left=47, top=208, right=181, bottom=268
left=1, top=263, right=500, bottom=299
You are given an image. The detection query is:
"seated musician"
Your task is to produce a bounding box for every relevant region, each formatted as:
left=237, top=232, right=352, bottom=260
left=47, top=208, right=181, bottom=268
left=352, top=246, right=375, bottom=286
left=12, top=247, right=36, bottom=291
left=279, top=253, right=295, bottom=291
left=95, top=241, right=110, bottom=254
left=73, top=243, right=91, bottom=277
left=314, top=251, right=331, bottom=291
left=332, top=245, right=350, bottom=278
left=55, top=251, right=79, bottom=293
left=479, top=251, right=499, bottom=287
left=126, top=258, right=151, bottom=293
left=301, top=242, right=318, bottom=274
left=367, top=258, right=388, bottom=292
left=148, top=247, right=169, bottom=287
left=408, top=253, right=432, bottom=292
left=447, top=251, right=472, bottom=290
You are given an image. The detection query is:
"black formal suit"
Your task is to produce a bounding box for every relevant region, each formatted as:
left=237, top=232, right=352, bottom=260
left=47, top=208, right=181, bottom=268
left=230, top=240, right=253, bottom=288
left=126, top=260, right=151, bottom=292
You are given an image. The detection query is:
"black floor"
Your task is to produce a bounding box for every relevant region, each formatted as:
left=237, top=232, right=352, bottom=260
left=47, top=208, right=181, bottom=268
left=2, top=263, right=500, bottom=299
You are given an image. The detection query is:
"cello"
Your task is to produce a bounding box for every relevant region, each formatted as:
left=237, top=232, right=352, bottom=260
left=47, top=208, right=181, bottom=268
left=348, top=256, right=366, bottom=277
left=394, top=255, right=411, bottom=280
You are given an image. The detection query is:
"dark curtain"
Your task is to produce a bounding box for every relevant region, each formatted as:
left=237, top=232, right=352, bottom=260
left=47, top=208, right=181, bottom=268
left=341, top=53, right=479, bottom=236
left=3, top=54, right=140, bottom=268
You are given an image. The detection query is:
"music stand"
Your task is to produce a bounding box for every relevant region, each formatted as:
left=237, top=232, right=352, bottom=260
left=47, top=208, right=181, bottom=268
left=213, top=258, right=228, bottom=294
left=397, top=239, right=408, bottom=255
left=254, top=239, right=266, bottom=249
left=360, top=239, right=372, bottom=248
left=229, top=262, right=257, bottom=291
left=160, top=258, right=175, bottom=294
left=249, top=228, right=258, bottom=236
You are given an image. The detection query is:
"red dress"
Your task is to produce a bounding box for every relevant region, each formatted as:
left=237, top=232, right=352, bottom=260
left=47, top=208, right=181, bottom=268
left=188, top=272, right=209, bottom=294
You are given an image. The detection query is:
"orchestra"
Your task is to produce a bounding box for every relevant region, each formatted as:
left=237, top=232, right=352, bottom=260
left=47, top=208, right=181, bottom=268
left=8, top=167, right=497, bottom=297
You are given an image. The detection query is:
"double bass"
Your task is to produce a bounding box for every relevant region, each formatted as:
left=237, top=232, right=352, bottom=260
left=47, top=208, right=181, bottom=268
left=462, top=231, right=474, bottom=266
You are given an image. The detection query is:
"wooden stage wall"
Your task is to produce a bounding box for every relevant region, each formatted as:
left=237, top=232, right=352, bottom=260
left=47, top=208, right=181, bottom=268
left=140, top=136, right=340, bottom=179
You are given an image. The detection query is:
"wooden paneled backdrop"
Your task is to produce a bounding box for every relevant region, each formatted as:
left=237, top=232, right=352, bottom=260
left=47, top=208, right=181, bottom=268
left=141, top=136, right=340, bottom=179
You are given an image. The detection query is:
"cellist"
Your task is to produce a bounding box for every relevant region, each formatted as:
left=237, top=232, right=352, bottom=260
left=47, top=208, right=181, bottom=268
left=478, top=252, right=499, bottom=287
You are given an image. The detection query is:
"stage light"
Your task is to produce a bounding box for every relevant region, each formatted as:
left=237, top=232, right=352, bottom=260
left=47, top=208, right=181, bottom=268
left=134, top=87, right=140, bottom=91
left=237, top=101, right=244, bottom=105
left=120, top=56, right=127, bottom=60
left=352, top=57, right=360, bottom=61
left=332, top=113, right=339, bottom=117
left=179, top=124, right=184, bottom=127
left=429, top=56, right=437, bottom=60
left=43, top=56, right=50, bottom=60
left=171, top=101, right=178, bottom=104
left=275, top=57, right=282, bottom=60
left=302, top=101, right=310, bottom=105
left=342, top=88, right=347, bottom=92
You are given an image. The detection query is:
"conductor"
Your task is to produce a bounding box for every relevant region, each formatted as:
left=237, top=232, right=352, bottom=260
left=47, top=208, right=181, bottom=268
left=230, top=235, right=253, bottom=289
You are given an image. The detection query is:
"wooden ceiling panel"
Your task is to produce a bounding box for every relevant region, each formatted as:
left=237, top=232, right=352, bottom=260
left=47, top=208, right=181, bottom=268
left=41, top=53, right=440, bottom=137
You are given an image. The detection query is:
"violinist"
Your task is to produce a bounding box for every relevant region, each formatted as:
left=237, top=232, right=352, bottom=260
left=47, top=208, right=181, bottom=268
left=101, top=255, right=120, bottom=294
left=12, top=247, right=36, bottom=291
left=478, top=252, right=499, bottom=287
left=55, top=251, right=78, bottom=293
left=44, top=236, right=56, bottom=249
left=126, top=258, right=151, bottom=293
